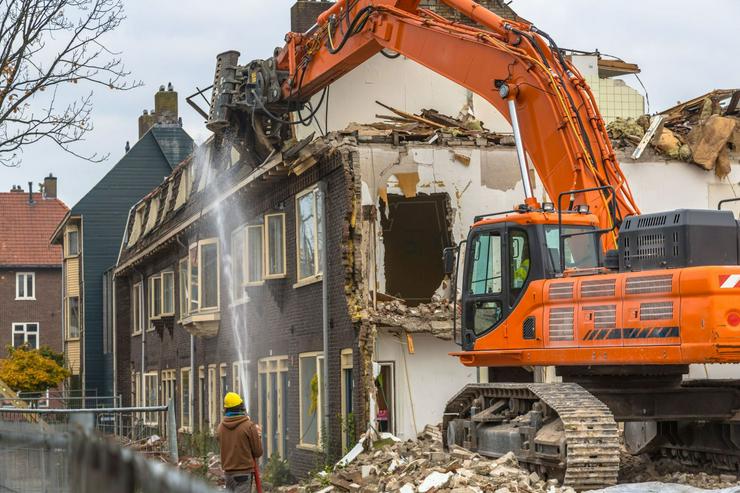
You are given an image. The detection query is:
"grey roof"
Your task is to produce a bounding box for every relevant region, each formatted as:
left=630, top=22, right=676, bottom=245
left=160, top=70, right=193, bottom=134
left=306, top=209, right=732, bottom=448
left=151, top=125, right=195, bottom=168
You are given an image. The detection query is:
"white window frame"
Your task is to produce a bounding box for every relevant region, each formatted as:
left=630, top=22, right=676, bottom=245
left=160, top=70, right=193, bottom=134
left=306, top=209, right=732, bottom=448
left=132, top=282, right=143, bottom=336
left=264, top=213, right=287, bottom=279
left=198, top=366, right=205, bottom=431
left=188, top=239, right=220, bottom=314
left=148, top=274, right=162, bottom=324
left=220, top=363, right=228, bottom=396
left=12, top=322, right=39, bottom=348
left=143, top=372, right=159, bottom=426
left=245, top=224, right=264, bottom=286
left=161, top=271, right=175, bottom=316
left=66, top=296, right=81, bottom=340
left=298, top=351, right=324, bottom=450
left=178, top=258, right=189, bottom=321
left=340, top=348, right=353, bottom=453
left=180, top=367, right=192, bottom=432
left=258, top=356, right=289, bottom=458
left=15, top=272, right=35, bottom=300
left=65, top=227, right=80, bottom=257
left=208, top=364, right=218, bottom=434
left=295, top=187, right=323, bottom=284
left=161, top=369, right=176, bottom=409
left=230, top=226, right=247, bottom=304
left=133, top=371, right=141, bottom=407
left=232, top=361, right=247, bottom=398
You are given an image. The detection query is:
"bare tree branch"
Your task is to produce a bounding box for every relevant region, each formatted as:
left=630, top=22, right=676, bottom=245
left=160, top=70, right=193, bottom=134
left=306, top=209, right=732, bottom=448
left=0, top=0, right=141, bottom=167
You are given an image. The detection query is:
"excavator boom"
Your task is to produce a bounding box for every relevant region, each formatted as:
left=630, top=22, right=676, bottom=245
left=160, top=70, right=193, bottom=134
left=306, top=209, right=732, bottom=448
left=216, top=0, right=640, bottom=247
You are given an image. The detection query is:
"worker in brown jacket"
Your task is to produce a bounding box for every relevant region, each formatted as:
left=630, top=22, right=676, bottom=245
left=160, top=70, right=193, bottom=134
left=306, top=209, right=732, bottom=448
left=216, top=392, right=263, bottom=493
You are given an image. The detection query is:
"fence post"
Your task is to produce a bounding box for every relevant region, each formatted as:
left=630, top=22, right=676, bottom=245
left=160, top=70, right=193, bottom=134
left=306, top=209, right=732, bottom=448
left=167, top=398, right=179, bottom=464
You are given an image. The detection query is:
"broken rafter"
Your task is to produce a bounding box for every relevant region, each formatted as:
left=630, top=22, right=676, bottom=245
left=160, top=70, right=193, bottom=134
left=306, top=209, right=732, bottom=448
left=375, top=101, right=447, bottom=129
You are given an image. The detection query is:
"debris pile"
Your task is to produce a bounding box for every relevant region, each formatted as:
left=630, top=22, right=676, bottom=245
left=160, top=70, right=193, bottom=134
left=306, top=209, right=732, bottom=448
left=619, top=453, right=740, bottom=491
left=342, top=101, right=514, bottom=146
left=371, top=295, right=456, bottom=340
left=609, top=89, right=739, bottom=177
left=178, top=452, right=225, bottom=486
left=275, top=425, right=575, bottom=493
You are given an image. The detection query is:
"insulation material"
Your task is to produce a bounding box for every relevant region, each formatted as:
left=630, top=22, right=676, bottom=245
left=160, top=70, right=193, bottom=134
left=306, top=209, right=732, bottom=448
left=393, top=172, right=420, bottom=198
left=691, top=115, right=737, bottom=170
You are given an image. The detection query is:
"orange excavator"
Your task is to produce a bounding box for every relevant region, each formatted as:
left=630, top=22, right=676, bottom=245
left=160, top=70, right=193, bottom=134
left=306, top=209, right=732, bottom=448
left=206, top=0, right=740, bottom=489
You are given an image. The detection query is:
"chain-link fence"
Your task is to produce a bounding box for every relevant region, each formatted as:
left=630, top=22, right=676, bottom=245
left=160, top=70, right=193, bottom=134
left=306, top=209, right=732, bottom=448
left=0, top=403, right=198, bottom=493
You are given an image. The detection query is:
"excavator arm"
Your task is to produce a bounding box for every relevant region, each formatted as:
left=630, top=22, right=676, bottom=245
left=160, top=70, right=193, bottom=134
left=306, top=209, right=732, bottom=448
left=226, top=0, right=640, bottom=249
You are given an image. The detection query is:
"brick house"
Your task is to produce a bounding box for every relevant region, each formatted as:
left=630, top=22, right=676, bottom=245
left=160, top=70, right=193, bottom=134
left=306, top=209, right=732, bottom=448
left=0, top=177, right=68, bottom=365
left=50, top=85, right=193, bottom=398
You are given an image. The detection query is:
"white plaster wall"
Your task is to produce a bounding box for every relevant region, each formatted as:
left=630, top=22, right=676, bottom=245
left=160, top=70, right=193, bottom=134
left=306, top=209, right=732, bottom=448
left=359, top=144, right=544, bottom=293
left=295, top=53, right=511, bottom=140
left=375, top=331, right=477, bottom=441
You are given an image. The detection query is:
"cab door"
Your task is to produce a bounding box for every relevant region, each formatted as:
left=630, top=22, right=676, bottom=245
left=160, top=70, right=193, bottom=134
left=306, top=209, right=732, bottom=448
left=460, top=224, right=541, bottom=351
left=461, top=225, right=507, bottom=350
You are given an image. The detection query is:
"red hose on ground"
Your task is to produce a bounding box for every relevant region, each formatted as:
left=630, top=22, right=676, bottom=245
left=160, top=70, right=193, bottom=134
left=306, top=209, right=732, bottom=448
left=254, top=459, right=263, bottom=493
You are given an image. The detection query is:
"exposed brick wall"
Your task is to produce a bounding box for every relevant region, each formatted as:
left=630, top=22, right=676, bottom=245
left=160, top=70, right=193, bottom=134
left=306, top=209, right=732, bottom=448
left=0, top=268, right=63, bottom=355
left=420, top=0, right=520, bottom=23
left=115, top=147, right=362, bottom=479
left=290, top=1, right=333, bottom=33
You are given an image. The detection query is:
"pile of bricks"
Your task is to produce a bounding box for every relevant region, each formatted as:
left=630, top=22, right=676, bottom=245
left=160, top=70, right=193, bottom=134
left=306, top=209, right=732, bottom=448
left=275, top=425, right=576, bottom=493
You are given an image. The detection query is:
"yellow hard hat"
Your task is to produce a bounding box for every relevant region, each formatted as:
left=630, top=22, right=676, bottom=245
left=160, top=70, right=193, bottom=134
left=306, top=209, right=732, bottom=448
left=224, top=392, right=243, bottom=408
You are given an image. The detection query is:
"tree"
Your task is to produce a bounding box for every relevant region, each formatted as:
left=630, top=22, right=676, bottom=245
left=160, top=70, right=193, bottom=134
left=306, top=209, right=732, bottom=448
left=0, top=0, right=141, bottom=167
left=0, top=344, right=70, bottom=393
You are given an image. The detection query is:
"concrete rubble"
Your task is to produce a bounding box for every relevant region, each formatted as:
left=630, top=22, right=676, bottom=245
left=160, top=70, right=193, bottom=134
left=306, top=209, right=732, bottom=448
left=371, top=296, right=456, bottom=340
left=274, top=425, right=576, bottom=493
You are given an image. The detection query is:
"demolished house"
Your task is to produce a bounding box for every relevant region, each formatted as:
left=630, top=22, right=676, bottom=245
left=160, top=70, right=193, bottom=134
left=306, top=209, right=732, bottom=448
left=112, top=0, right=740, bottom=481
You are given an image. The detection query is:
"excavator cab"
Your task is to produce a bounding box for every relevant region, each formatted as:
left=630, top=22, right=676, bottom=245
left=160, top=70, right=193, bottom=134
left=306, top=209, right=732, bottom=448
left=447, top=204, right=603, bottom=351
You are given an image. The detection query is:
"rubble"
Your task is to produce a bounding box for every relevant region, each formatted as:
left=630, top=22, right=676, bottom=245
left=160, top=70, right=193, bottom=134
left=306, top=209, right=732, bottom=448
left=611, top=89, right=740, bottom=177
left=177, top=452, right=225, bottom=486
left=341, top=101, right=515, bottom=147
left=371, top=295, right=456, bottom=340
left=274, top=425, right=577, bottom=493
left=619, top=452, right=740, bottom=491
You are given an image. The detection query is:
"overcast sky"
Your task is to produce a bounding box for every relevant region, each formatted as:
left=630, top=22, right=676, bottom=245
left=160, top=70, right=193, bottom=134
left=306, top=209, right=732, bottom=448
left=3, top=0, right=739, bottom=206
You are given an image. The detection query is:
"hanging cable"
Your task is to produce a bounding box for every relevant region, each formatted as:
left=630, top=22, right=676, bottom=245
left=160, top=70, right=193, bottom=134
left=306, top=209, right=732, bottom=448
left=380, top=49, right=401, bottom=59
left=251, top=86, right=328, bottom=126
left=325, top=6, right=375, bottom=55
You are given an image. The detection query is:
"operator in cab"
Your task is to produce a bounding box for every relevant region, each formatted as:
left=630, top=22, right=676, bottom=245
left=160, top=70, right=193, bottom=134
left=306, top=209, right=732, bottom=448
left=216, top=392, right=263, bottom=492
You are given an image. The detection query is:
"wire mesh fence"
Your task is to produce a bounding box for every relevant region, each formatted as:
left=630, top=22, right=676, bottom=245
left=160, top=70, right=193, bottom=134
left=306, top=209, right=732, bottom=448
left=0, top=403, right=200, bottom=493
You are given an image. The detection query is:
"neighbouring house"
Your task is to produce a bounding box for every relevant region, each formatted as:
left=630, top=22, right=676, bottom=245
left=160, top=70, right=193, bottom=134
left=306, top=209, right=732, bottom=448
left=0, top=176, right=68, bottom=365
left=110, top=0, right=732, bottom=482
left=51, top=85, right=193, bottom=399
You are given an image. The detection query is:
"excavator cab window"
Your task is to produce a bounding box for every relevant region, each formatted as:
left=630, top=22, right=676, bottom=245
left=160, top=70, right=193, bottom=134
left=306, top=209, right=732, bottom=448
left=544, top=225, right=599, bottom=271
left=509, top=229, right=530, bottom=302
left=468, top=232, right=504, bottom=335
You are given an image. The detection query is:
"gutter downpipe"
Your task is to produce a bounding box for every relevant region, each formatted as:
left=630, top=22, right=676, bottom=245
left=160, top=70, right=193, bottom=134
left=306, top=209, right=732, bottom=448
left=320, top=180, right=329, bottom=450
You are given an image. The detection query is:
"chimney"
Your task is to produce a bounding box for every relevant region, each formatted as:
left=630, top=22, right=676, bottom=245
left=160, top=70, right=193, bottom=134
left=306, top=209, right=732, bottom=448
left=290, top=1, right=334, bottom=33
left=27, top=181, right=34, bottom=205
left=43, top=173, right=57, bottom=199
left=138, top=108, right=156, bottom=139
left=10, top=185, right=23, bottom=193
left=154, top=83, right=178, bottom=125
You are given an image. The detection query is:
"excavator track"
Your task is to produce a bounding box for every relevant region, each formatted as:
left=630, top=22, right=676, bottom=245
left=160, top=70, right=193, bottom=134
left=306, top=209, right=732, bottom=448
left=443, top=383, right=619, bottom=491
left=528, top=383, right=620, bottom=490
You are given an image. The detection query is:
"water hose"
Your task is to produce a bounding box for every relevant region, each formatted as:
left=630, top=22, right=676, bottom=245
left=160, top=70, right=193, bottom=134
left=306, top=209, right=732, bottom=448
left=254, top=459, right=263, bottom=493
